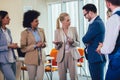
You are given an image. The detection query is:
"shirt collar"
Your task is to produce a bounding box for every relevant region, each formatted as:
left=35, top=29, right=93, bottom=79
left=28, top=28, right=38, bottom=32
left=112, top=7, right=120, bottom=14
left=89, top=15, right=98, bottom=24
left=1, top=27, right=7, bottom=32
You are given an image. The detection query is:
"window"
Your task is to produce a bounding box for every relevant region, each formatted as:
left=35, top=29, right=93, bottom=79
left=51, top=3, right=61, bottom=40
left=47, top=0, right=106, bottom=76
left=47, top=3, right=62, bottom=53
left=66, top=1, right=79, bottom=32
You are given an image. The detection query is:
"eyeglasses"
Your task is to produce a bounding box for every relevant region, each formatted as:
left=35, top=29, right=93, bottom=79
left=84, top=12, right=89, bottom=17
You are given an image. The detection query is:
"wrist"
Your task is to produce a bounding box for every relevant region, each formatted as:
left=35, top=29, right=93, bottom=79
left=34, top=45, right=37, bottom=49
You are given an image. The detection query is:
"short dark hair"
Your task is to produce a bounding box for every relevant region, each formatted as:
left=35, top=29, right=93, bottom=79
left=23, top=10, right=40, bottom=28
left=82, top=4, right=97, bottom=13
left=106, top=0, right=120, bottom=6
left=0, top=10, right=8, bottom=27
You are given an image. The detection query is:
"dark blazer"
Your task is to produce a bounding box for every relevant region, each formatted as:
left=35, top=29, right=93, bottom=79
left=0, top=28, right=16, bottom=63
left=82, top=16, right=106, bottom=63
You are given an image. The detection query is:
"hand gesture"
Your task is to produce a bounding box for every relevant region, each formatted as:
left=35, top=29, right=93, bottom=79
left=8, top=43, right=19, bottom=49
left=41, top=42, right=46, bottom=48
left=53, top=41, right=63, bottom=45
left=36, top=41, right=43, bottom=48
left=96, top=43, right=103, bottom=54
left=67, top=37, right=74, bottom=45
left=53, top=41, right=59, bottom=45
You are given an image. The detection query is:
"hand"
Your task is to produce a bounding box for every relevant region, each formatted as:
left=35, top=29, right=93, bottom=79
left=67, top=37, right=74, bottom=45
left=53, top=41, right=61, bottom=45
left=53, top=41, right=63, bottom=49
left=8, top=43, right=19, bottom=49
left=41, top=42, right=46, bottom=48
left=96, top=43, right=103, bottom=54
left=36, top=41, right=43, bottom=48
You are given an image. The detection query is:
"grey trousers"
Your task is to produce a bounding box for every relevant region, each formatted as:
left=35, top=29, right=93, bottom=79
left=0, top=62, right=16, bottom=80
left=26, top=61, right=44, bottom=80
left=58, top=52, right=78, bottom=80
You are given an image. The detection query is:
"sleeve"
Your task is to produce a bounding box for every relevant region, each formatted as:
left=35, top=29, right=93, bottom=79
left=82, top=22, right=101, bottom=44
left=72, top=27, right=80, bottom=47
left=0, top=30, right=9, bottom=52
left=20, top=30, right=35, bottom=53
left=54, top=29, right=62, bottom=50
left=101, top=15, right=120, bottom=54
left=0, top=45, right=8, bottom=52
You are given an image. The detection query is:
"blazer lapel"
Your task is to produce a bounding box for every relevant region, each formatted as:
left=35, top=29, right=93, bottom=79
left=67, top=27, right=73, bottom=39
left=7, top=29, right=12, bottom=43
left=59, top=28, right=65, bottom=42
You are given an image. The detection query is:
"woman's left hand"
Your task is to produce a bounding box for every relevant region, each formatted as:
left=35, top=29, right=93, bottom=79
left=67, top=38, right=74, bottom=45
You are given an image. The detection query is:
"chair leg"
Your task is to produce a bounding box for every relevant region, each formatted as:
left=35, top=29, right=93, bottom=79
left=81, top=67, right=89, bottom=80
left=45, top=72, right=50, bottom=80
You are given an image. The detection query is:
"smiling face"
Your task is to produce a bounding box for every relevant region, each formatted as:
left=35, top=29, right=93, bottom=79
left=31, top=18, right=39, bottom=29
left=2, top=14, right=10, bottom=26
left=83, top=9, right=92, bottom=21
left=61, top=15, right=71, bottom=28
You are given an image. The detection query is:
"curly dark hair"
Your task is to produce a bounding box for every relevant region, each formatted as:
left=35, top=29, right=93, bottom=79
left=23, top=10, right=40, bottom=28
left=0, top=10, right=8, bottom=27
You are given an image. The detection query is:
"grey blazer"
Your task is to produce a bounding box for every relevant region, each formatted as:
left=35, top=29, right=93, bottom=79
left=54, top=27, right=80, bottom=63
left=0, top=28, right=16, bottom=63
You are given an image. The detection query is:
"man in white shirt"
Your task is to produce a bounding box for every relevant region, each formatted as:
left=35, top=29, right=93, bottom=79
left=96, top=0, right=120, bottom=80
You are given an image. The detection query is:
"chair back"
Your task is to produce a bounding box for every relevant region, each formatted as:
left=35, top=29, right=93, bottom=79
left=50, top=48, right=58, bottom=66
left=17, top=48, right=26, bottom=57
left=78, top=48, right=84, bottom=62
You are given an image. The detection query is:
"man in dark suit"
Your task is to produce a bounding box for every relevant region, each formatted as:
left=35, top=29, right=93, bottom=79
left=82, top=4, right=106, bottom=80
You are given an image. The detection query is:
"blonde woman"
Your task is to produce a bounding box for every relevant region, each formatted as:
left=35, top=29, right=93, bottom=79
left=53, top=12, right=80, bottom=80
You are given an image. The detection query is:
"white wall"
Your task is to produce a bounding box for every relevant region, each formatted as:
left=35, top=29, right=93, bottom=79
left=0, top=0, right=48, bottom=49
left=0, top=0, right=23, bottom=45
left=47, top=0, right=60, bottom=3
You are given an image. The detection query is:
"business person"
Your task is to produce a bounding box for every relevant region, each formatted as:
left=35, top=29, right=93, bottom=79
left=20, top=10, right=46, bottom=80
left=0, top=10, right=18, bottom=80
left=97, top=0, right=120, bottom=80
left=53, top=12, right=80, bottom=80
left=82, top=4, right=106, bottom=80
left=0, top=14, right=3, bottom=80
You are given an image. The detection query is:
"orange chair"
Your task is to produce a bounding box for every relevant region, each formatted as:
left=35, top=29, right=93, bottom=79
left=49, top=48, right=58, bottom=66
left=45, top=48, right=58, bottom=80
left=45, top=48, right=58, bottom=70
left=77, top=48, right=88, bottom=80
left=78, top=48, right=84, bottom=63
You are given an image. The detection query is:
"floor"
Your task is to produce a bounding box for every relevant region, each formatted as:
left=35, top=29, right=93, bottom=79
left=44, top=71, right=91, bottom=80
left=20, top=67, right=91, bottom=80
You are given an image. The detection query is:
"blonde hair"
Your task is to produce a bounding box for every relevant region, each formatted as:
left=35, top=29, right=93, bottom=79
left=56, top=12, right=69, bottom=29
left=107, top=10, right=112, bottom=18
